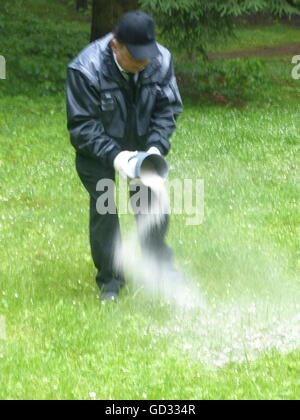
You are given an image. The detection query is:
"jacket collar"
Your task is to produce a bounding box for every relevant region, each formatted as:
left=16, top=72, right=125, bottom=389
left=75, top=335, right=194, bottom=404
left=102, top=46, right=125, bottom=85
left=102, top=43, right=160, bottom=86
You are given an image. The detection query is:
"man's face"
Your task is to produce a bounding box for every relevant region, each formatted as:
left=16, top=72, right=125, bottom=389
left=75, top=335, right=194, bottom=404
left=111, top=38, right=149, bottom=74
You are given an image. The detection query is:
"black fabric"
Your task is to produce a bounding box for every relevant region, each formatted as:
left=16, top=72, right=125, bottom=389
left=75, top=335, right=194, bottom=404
left=75, top=153, right=124, bottom=293
left=66, top=39, right=183, bottom=163
left=66, top=69, right=122, bottom=167
left=123, top=72, right=138, bottom=152
left=127, top=73, right=136, bottom=103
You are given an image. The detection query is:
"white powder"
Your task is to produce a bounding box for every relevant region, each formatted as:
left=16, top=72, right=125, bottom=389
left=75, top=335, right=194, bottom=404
left=114, top=171, right=300, bottom=369
left=114, top=169, right=203, bottom=309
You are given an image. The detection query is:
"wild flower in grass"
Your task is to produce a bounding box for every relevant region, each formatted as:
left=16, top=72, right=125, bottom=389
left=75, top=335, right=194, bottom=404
left=183, top=344, right=193, bottom=351
left=89, top=392, right=97, bottom=400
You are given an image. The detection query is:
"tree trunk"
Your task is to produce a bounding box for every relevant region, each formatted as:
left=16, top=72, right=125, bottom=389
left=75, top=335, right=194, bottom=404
left=90, top=0, right=138, bottom=42
left=76, top=0, right=88, bottom=11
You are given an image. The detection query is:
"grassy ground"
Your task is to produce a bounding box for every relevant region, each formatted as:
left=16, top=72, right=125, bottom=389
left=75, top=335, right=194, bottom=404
left=208, top=22, right=300, bottom=53
left=0, top=0, right=299, bottom=400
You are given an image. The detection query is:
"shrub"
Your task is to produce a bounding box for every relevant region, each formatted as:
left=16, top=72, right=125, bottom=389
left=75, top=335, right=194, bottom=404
left=176, top=58, right=267, bottom=105
left=0, top=2, right=90, bottom=95
left=139, top=0, right=299, bottom=56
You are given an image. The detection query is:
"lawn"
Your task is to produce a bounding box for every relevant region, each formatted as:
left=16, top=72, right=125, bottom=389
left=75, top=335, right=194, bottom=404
left=0, top=0, right=299, bottom=400
left=208, top=21, right=300, bottom=53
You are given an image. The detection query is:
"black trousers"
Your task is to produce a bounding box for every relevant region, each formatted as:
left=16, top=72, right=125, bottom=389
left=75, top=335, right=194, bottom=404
left=75, top=153, right=173, bottom=293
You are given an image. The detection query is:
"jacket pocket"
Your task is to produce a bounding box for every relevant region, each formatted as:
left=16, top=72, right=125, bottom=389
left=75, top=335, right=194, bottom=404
left=99, top=91, right=126, bottom=139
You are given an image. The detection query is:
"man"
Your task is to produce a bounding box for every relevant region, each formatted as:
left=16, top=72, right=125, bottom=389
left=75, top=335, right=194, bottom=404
left=66, top=10, right=183, bottom=301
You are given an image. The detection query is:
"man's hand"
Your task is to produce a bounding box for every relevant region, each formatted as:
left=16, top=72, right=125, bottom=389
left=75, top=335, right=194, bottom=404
left=113, top=150, right=138, bottom=180
left=147, top=147, right=161, bottom=156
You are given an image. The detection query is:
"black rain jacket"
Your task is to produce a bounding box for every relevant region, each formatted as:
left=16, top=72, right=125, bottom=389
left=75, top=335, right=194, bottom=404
left=66, top=33, right=183, bottom=167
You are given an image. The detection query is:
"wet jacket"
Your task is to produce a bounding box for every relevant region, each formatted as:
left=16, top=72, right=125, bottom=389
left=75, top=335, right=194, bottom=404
left=66, top=33, right=183, bottom=167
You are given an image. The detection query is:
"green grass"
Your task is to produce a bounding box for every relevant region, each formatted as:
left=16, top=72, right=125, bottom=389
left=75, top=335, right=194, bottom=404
left=2, top=0, right=91, bottom=23
left=0, top=82, right=299, bottom=400
left=0, top=0, right=300, bottom=400
left=209, top=22, right=300, bottom=53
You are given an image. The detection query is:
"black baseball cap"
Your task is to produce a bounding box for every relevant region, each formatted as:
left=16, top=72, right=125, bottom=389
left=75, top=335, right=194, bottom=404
left=114, top=11, right=159, bottom=60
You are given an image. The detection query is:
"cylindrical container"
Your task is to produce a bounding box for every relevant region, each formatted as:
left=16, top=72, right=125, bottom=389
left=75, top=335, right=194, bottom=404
left=128, top=152, right=169, bottom=184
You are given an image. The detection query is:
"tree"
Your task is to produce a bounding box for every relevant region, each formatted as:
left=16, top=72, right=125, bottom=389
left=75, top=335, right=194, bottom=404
left=90, top=0, right=138, bottom=42
left=76, top=0, right=88, bottom=11
left=139, top=0, right=299, bottom=56
left=287, top=0, right=300, bottom=7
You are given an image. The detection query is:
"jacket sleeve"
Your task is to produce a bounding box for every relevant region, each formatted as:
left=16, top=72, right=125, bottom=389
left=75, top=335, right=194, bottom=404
left=146, top=57, right=183, bottom=156
left=66, top=68, right=122, bottom=166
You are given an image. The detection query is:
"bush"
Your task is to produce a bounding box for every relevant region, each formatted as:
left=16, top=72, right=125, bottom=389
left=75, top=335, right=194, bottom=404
left=176, top=58, right=267, bottom=105
left=139, top=0, right=299, bottom=56
left=0, top=1, right=90, bottom=95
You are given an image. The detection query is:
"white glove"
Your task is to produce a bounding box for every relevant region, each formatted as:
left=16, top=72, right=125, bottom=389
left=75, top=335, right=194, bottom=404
left=147, top=147, right=161, bottom=156
left=113, top=150, right=138, bottom=180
